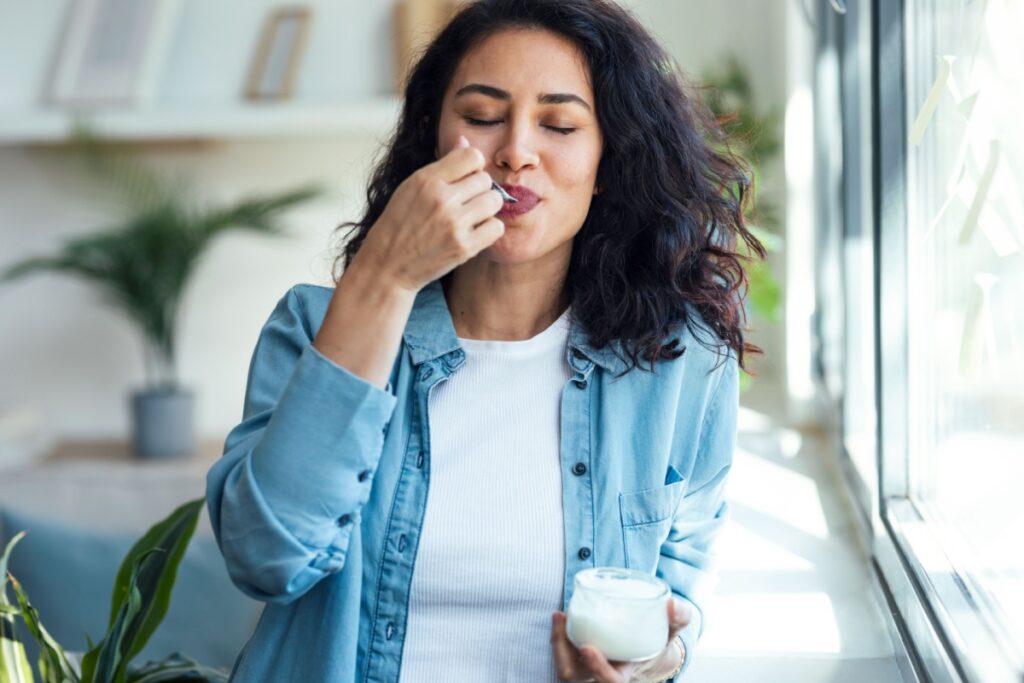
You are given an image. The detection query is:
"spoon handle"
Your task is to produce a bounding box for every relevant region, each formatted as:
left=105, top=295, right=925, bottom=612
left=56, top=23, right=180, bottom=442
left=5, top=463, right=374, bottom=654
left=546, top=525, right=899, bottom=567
left=491, top=181, right=518, bottom=203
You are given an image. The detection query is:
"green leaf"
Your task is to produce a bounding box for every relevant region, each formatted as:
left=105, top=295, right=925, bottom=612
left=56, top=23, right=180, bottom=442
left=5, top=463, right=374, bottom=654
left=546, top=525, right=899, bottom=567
left=0, top=630, right=35, bottom=683
left=84, top=550, right=151, bottom=683
left=1, top=532, right=35, bottom=683
left=125, top=653, right=228, bottom=683
left=79, top=499, right=204, bottom=683
left=739, top=370, right=753, bottom=394
left=109, top=500, right=203, bottom=651
left=9, top=576, right=79, bottom=683
left=1, top=533, right=27, bottom=609
left=700, top=54, right=786, bottom=331
left=746, top=260, right=782, bottom=323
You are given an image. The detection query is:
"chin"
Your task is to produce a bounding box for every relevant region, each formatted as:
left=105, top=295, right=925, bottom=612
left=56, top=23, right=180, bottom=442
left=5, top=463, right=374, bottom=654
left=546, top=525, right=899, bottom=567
left=480, top=244, right=539, bottom=264
left=478, top=224, right=574, bottom=265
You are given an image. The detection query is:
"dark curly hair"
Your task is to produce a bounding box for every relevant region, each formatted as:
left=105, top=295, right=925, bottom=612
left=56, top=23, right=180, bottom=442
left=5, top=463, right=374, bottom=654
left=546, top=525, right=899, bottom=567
left=333, top=0, right=765, bottom=377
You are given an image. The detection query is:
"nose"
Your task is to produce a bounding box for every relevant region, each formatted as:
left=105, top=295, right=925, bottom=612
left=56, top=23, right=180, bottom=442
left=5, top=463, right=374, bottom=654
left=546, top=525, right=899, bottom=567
left=493, top=117, right=540, bottom=174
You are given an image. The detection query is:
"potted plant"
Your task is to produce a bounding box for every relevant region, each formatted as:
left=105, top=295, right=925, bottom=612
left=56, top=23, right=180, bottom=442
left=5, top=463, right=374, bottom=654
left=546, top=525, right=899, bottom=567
left=701, top=55, right=785, bottom=391
left=1, top=498, right=228, bottom=682
left=0, top=129, right=320, bottom=458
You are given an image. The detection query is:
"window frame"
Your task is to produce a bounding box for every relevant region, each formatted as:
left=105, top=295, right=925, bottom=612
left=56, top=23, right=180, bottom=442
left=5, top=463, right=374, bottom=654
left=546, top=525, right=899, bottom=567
left=864, top=0, right=1024, bottom=679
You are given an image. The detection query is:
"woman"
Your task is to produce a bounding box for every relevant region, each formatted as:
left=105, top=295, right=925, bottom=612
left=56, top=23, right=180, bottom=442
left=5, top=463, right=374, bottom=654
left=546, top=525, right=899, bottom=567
left=206, top=0, right=763, bottom=681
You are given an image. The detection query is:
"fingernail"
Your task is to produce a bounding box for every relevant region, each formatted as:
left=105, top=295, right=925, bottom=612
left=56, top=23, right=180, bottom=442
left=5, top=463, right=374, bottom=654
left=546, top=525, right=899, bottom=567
left=457, top=134, right=469, bottom=147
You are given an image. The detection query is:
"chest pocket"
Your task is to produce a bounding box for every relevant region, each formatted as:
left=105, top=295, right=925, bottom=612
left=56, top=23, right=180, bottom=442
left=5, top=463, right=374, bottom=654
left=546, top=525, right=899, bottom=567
left=618, top=465, right=687, bottom=573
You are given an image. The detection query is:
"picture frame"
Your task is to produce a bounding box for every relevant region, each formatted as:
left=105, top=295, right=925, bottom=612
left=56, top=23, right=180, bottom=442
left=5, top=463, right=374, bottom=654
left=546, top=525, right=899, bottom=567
left=392, top=0, right=464, bottom=94
left=46, top=0, right=180, bottom=107
left=244, top=6, right=313, bottom=101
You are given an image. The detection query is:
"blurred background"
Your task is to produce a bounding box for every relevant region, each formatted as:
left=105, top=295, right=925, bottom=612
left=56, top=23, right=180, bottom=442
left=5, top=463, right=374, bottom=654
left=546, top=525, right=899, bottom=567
left=0, top=0, right=1020, bottom=682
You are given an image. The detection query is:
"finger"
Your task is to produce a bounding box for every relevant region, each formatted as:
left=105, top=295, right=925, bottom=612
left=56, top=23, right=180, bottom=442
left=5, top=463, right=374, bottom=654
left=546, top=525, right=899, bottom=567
left=463, top=218, right=505, bottom=256
left=436, top=135, right=486, bottom=182
left=448, top=169, right=496, bottom=205
left=551, top=612, right=592, bottom=682
left=578, top=646, right=623, bottom=683
left=458, top=185, right=505, bottom=226
left=667, top=597, right=691, bottom=642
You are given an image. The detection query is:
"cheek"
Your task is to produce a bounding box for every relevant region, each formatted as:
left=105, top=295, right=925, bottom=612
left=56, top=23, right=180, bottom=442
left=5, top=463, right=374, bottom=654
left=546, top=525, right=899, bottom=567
left=555, top=143, right=601, bottom=189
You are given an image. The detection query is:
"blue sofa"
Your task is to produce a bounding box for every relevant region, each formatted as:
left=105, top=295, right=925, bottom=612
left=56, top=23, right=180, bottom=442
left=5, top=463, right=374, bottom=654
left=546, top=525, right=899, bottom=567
left=0, top=504, right=263, bottom=676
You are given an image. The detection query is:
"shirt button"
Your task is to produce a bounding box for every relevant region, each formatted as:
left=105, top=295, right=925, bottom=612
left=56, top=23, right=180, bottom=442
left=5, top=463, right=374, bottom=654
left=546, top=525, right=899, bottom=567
left=336, top=513, right=352, bottom=527
left=572, top=462, right=587, bottom=476
left=578, top=546, right=592, bottom=560
left=386, top=622, right=395, bottom=640
left=357, top=469, right=371, bottom=482
left=420, top=365, right=433, bottom=380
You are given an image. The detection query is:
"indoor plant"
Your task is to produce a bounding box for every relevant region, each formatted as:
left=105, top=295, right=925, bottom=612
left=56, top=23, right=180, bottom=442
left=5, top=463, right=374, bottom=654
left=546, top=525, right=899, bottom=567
left=0, top=129, right=320, bottom=457
left=701, top=55, right=785, bottom=390
left=0, top=498, right=227, bottom=682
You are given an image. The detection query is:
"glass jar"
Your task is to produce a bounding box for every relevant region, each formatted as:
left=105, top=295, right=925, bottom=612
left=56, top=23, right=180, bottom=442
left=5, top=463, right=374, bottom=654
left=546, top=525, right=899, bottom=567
left=565, top=567, right=671, bottom=662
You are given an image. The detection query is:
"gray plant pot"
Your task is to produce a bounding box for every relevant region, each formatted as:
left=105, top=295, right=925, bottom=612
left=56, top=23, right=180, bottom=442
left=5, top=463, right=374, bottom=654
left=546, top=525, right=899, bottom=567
left=130, top=387, right=195, bottom=459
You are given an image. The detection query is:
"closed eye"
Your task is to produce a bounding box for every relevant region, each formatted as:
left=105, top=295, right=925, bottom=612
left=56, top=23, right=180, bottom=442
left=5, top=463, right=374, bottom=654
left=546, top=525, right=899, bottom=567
left=463, top=117, right=577, bottom=135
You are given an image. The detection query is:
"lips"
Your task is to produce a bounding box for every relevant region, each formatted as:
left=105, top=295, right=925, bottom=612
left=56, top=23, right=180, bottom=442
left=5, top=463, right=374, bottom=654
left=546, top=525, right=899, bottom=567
left=497, top=184, right=540, bottom=218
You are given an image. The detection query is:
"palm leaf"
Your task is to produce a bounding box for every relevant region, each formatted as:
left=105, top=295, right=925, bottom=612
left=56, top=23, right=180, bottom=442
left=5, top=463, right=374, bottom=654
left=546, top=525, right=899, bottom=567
left=66, top=124, right=178, bottom=215
left=0, top=171, right=320, bottom=387
left=196, top=186, right=321, bottom=239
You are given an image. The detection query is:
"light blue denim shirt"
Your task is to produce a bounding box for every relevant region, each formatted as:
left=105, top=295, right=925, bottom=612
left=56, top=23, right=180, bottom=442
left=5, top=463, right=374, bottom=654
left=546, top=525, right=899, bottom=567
left=206, top=278, right=737, bottom=682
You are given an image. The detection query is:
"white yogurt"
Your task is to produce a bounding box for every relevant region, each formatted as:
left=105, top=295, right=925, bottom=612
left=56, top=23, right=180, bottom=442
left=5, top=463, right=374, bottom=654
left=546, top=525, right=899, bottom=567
left=565, top=567, right=670, bottom=662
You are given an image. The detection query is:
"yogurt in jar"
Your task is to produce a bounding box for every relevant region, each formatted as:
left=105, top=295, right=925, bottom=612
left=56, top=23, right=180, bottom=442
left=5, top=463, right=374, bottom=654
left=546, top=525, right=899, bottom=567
left=565, top=567, right=670, bottom=662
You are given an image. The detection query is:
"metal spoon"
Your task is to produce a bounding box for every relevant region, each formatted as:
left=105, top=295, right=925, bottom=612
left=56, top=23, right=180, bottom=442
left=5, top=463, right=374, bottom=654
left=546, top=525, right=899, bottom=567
left=492, top=181, right=518, bottom=203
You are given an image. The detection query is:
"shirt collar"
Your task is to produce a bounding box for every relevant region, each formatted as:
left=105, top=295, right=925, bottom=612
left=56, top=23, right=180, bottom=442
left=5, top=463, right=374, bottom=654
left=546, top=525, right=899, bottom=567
left=402, top=279, right=628, bottom=375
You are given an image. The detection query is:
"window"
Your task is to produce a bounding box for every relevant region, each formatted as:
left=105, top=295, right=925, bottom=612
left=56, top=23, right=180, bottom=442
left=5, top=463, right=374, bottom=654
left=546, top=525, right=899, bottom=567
left=831, top=0, right=1024, bottom=681
left=903, top=0, right=1024, bottom=674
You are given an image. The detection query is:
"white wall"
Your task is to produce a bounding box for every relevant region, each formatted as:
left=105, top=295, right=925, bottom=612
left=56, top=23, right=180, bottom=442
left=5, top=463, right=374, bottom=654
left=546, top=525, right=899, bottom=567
left=0, top=0, right=794, bottom=443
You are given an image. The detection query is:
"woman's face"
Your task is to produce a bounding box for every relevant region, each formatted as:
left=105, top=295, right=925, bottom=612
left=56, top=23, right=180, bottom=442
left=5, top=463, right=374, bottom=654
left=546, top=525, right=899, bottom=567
left=437, top=28, right=603, bottom=265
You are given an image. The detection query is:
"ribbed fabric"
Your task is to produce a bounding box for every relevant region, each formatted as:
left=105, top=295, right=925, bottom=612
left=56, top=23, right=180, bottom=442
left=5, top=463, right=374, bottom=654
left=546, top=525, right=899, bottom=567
left=398, top=307, right=572, bottom=683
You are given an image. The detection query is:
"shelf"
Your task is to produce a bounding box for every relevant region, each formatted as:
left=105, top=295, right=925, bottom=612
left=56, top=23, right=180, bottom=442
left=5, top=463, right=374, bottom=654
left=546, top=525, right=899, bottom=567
left=0, top=97, right=404, bottom=145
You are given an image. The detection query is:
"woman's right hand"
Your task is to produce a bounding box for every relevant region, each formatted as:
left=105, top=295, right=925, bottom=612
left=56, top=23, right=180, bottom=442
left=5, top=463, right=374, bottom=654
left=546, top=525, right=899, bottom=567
left=355, top=134, right=507, bottom=294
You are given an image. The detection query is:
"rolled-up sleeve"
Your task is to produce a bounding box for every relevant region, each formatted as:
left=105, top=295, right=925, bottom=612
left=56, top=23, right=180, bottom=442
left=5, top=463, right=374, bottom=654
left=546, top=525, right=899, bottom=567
left=206, top=286, right=397, bottom=604
left=660, top=352, right=738, bottom=679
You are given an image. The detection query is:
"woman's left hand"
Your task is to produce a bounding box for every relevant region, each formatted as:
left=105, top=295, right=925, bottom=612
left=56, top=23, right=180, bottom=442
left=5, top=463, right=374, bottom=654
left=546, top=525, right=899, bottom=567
left=550, top=596, right=690, bottom=683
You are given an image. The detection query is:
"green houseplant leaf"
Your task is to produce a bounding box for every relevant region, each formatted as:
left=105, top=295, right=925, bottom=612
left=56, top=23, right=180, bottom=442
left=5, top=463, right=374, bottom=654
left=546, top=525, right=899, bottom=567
left=3, top=499, right=226, bottom=682
left=9, top=576, right=80, bottom=683
left=83, top=550, right=151, bottom=683
left=1, top=532, right=34, bottom=683
left=79, top=499, right=204, bottom=683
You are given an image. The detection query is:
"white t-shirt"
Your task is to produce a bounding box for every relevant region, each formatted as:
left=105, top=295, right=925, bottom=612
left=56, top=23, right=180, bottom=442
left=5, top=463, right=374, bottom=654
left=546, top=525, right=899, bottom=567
left=399, top=307, right=572, bottom=682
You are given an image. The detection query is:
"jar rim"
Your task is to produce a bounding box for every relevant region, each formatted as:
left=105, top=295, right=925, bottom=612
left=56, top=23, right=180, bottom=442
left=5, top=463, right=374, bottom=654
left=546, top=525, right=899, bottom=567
left=572, top=567, right=670, bottom=602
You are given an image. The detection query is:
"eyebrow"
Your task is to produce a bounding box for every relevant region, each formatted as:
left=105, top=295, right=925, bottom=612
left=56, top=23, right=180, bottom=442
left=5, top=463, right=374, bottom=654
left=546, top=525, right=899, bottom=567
left=454, top=83, right=592, bottom=113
